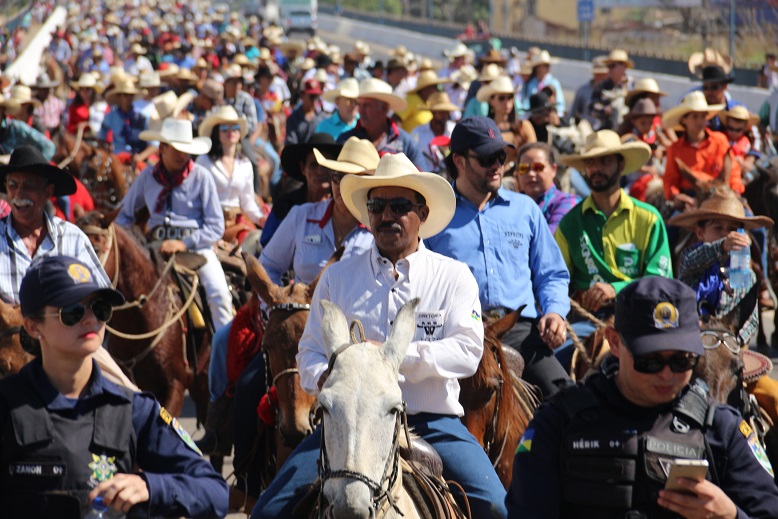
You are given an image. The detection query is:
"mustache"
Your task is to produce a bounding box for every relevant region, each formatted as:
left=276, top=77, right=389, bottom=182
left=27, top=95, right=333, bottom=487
left=377, top=222, right=402, bottom=232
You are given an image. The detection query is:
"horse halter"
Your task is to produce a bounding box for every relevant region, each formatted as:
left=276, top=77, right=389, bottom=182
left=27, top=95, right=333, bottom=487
left=80, top=150, right=121, bottom=209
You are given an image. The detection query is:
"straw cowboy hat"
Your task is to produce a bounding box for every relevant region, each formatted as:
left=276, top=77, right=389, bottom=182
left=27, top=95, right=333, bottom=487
left=443, top=42, right=469, bottom=59
left=719, top=105, right=759, bottom=128
left=353, top=40, right=371, bottom=56
left=157, top=63, right=180, bottom=78
left=624, top=98, right=661, bottom=120
left=280, top=41, right=306, bottom=57
left=129, top=43, right=147, bottom=55
left=390, top=45, right=408, bottom=58
left=479, top=49, right=507, bottom=66
left=477, top=63, right=502, bottom=82
left=2, top=85, right=42, bottom=113
left=105, top=79, right=146, bottom=105
left=0, top=145, right=76, bottom=196
left=322, top=78, right=360, bottom=104
left=313, top=137, right=380, bottom=174
left=591, top=56, right=609, bottom=74
left=418, top=58, right=434, bottom=72
left=280, top=133, right=342, bottom=182
left=152, top=90, right=194, bottom=120
left=70, top=73, right=105, bottom=93
left=476, top=76, right=515, bottom=103
left=667, top=188, right=773, bottom=231
left=358, top=78, right=407, bottom=112
left=198, top=105, right=248, bottom=139
left=233, top=54, right=258, bottom=70
left=139, top=118, right=211, bottom=155
left=604, top=49, right=634, bottom=69
left=625, top=77, right=667, bottom=107
left=419, top=91, right=459, bottom=112
left=529, top=50, right=559, bottom=68
left=340, top=153, right=456, bottom=238
left=688, top=48, right=733, bottom=78
left=450, top=67, right=478, bottom=90
left=662, top=91, right=724, bottom=131
left=192, top=57, right=210, bottom=71
left=559, top=129, right=651, bottom=175
left=408, top=70, right=452, bottom=94
left=743, top=349, right=773, bottom=384
left=32, top=73, right=60, bottom=89
left=138, top=71, right=162, bottom=89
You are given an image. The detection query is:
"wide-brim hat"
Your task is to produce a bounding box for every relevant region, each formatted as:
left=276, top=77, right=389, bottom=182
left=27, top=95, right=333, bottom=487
left=139, top=118, right=211, bottom=155
left=666, top=188, right=773, bottom=231
left=479, top=49, right=507, bottom=65
left=408, top=70, right=452, bottom=94
left=559, top=129, right=651, bottom=175
left=358, top=78, right=407, bottom=112
left=152, top=90, right=194, bottom=120
left=233, top=53, right=258, bottom=70
left=625, top=77, right=667, bottom=107
left=743, top=349, right=773, bottom=384
left=604, top=49, right=634, bottom=69
left=353, top=40, right=371, bottom=56
left=688, top=48, right=733, bottom=78
left=443, top=42, right=468, bottom=59
left=313, top=137, right=380, bottom=174
left=477, top=63, right=502, bottom=82
left=280, top=41, right=306, bottom=57
left=719, top=105, right=759, bottom=127
left=198, top=105, right=248, bottom=139
left=662, top=91, right=724, bottom=131
left=130, top=42, right=147, bottom=54
left=624, top=98, right=661, bottom=120
left=420, top=91, right=459, bottom=112
left=138, top=71, right=162, bottom=89
left=280, top=133, right=342, bottom=182
left=591, top=56, right=609, bottom=74
left=70, top=73, right=105, bottom=93
left=340, top=153, right=455, bottom=239
left=701, top=65, right=735, bottom=84
left=105, top=79, right=146, bottom=105
left=322, top=77, right=360, bottom=104
left=476, top=75, right=515, bottom=103
left=3, top=85, right=42, bottom=113
left=157, top=63, right=180, bottom=78
left=530, top=50, right=559, bottom=68
left=0, top=145, right=76, bottom=196
left=450, top=67, right=478, bottom=89
left=32, top=73, right=60, bottom=89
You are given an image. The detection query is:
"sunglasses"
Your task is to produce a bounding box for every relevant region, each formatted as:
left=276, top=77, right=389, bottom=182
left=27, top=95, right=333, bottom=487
left=495, top=94, right=513, bottom=102
left=701, top=330, right=741, bottom=354
left=632, top=353, right=700, bottom=374
left=517, top=162, right=546, bottom=175
left=42, top=299, right=113, bottom=327
left=219, top=124, right=241, bottom=132
left=724, top=125, right=746, bottom=134
left=468, top=150, right=507, bottom=168
left=366, top=197, right=423, bottom=215
left=701, top=83, right=724, bottom=91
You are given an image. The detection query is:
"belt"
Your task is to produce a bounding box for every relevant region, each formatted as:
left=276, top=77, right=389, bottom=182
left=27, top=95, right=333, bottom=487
left=149, top=226, right=195, bottom=242
left=484, top=307, right=511, bottom=320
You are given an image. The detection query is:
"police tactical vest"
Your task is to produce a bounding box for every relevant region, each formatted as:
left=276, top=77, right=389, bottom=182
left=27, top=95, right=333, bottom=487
left=0, top=373, right=136, bottom=518
left=553, top=377, right=716, bottom=519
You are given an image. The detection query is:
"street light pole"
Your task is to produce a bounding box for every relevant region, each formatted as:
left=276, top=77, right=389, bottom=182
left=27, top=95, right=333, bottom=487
left=729, top=0, right=735, bottom=62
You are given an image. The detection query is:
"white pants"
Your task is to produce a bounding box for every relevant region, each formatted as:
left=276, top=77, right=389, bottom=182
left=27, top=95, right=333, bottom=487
left=193, top=247, right=234, bottom=332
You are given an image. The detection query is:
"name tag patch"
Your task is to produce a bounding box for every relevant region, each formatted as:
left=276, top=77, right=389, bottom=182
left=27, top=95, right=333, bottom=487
left=303, top=234, right=322, bottom=244
left=645, top=436, right=702, bottom=459
left=415, top=310, right=445, bottom=341
left=10, top=461, right=65, bottom=477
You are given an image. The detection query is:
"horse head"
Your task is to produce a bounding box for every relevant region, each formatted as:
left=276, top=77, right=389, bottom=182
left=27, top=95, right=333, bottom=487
left=0, top=299, right=31, bottom=377
left=318, top=298, right=418, bottom=519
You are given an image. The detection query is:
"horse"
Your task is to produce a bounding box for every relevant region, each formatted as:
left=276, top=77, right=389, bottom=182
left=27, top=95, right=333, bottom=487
left=459, top=310, right=541, bottom=489
left=76, top=212, right=211, bottom=420
left=0, top=299, right=32, bottom=378
left=316, top=298, right=466, bottom=518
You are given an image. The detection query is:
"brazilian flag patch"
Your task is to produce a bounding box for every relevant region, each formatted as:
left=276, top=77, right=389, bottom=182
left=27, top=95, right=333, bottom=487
left=516, top=428, right=534, bottom=454
left=160, top=406, right=203, bottom=456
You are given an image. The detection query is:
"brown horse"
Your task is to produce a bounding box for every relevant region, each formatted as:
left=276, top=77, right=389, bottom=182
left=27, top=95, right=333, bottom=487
left=0, top=300, right=32, bottom=378
left=76, top=212, right=210, bottom=420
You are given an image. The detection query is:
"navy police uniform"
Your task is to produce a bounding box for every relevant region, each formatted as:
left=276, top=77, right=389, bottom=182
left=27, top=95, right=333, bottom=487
left=0, top=358, right=229, bottom=518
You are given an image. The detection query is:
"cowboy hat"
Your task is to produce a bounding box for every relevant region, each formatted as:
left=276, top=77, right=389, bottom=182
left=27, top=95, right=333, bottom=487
left=2, top=85, right=41, bottom=113
left=192, top=57, right=210, bottom=71
left=0, top=145, right=76, bottom=196
left=390, top=44, right=408, bottom=58
left=476, top=75, right=515, bottom=103
left=31, top=73, right=60, bottom=89
left=591, top=56, right=609, bottom=74
left=233, top=54, right=258, bottom=70
left=152, top=90, right=194, bottom=120
left=603, top=49, right=634, bottom=69
left=104, top=79, right=146, bottom=105
left=408, top=70, right=452, bottom=94
left=559, top=129, right=651, bottom=175
left=666, top=188, right=773, bottom=231
left=138, top=71, right=162, bottom=89
left=450, top=67, right=478, bottom=90
left=322, top=77, right=360, bottom=104
left=443, top=43, right=469, bottom=59
left=527, top=92, right=553, bottom=114
left=418, top=58, right=434, bottom=72
left=662, top=91, right=724, bottom=131
left=700, top=65, right=735, bottom=84
left=624, top=98, right=661, bottom=120
left=479, top=49, right=507, bottom=65
left=625, top=77, right=667, bottom=107
left=719, top=105, right=759, bottom=128
left=280, top=41, right=306, bottom=57
left=419, top=91, right=459, bottom=113
left=70, top=73, right=105, bottom=93
left=280, top=133, right=342, bottom=182
left=743, top=349, right=773, bottom=384
left=223, top=64, right=245, bottom=81
left=477, top=63, right=502, bottom=82
left=358, top=78, right=407, bottom=112
left=129, top=43, right=147, bottom=54
left=340, top=153, right=455, bottom=239
left=313, top=137, right=380, bottom=174
left=139, top=118, right=211, bottom=155
left=688, top=48, right=733, bottom=78
left=529, top=50, right=559, bottom=68
left=198, top=105, right=248, bottom=139
left=157, top=63, right=180, bottom=78
left=353, top=40, right=370, bottom=56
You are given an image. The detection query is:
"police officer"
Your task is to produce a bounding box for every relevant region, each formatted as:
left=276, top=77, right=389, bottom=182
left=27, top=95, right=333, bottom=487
left=0, top=256, right=228, bottom=518
left=507, top=276, right=778, bottom=518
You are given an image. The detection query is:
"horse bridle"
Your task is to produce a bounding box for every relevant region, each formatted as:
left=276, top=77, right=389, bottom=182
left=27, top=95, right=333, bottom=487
left=80, top=149, right=121, bottom=209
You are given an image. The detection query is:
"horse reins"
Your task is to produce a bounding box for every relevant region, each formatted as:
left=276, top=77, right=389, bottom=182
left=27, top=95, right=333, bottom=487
left=57, top=124, right=85, bottom=169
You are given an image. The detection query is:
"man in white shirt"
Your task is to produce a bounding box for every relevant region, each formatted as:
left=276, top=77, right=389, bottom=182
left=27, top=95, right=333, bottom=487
left=253, top=153, right=507, bottom=519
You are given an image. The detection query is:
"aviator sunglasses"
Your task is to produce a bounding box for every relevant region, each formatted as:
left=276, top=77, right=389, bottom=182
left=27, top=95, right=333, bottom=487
left=467, top=149, right=507, bottom=168
left=366, top=197, right=423, bottom=216
left=219, top=124, right=242, bottom=132
left=42, top=299, right=114, bottom=327
left=517, top=162, right=546, bottom=175
left=632, top=353, right=700, bottom=374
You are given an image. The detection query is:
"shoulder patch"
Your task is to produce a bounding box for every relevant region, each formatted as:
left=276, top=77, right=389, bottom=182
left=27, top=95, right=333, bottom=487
left=160, top=406, right=202, bottom=456
left=516, top=428, right=534, bottom=454
left=740, top=420, right=774, bottom=477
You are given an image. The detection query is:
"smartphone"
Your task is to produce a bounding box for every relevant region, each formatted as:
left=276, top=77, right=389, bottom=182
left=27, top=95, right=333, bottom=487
left=664, top=459, right=709, bottom=494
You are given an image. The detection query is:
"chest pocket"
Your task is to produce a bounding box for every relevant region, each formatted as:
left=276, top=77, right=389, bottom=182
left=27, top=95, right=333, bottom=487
left=413, top=309, right=446, bottom=342
left=493, top=223, right=529, bottom=267
left=614, top=243, right=640, bottom=278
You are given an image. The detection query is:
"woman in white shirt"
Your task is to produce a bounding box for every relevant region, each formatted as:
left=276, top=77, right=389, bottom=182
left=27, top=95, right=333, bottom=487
left=196, top=105, right=266, bottom=243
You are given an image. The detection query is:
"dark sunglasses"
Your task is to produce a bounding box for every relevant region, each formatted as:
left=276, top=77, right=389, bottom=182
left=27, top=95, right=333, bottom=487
left=701, top=330, right=741, bottom=354
left=632, top=353, right=700, bottom=374
left=724, top=125, right=746, bottom=134
left=468, top=149, right=507, bottom=168
left=219, top=124, right=241, bottom=132
left=517, top=162, right=546, bottom=175
left=42, top=299, right=114, bottom=327
left=366, top=197, right=422, bottom=215
left=701, top=83, right=724, bottom=91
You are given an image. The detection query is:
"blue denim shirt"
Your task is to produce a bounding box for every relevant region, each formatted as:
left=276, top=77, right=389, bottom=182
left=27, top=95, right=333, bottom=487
left=97, top=107, right=148, bottom=153
left=337, top=118, right=424, bottom=169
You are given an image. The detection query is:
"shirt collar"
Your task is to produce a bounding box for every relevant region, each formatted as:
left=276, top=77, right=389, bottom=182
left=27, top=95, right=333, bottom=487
left=4, top=212, right=56, bottom=252
left=369, top=239, right=426, bottom=281
left=582, top=188, right=633, bottom=216
left=452, top=182, right=509, bottom=209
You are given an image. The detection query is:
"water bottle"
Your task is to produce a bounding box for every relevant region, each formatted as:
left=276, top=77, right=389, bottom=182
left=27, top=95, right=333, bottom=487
left=84, top=496, right=108, bottom=518
left=729, top=229, right=750, bottom=289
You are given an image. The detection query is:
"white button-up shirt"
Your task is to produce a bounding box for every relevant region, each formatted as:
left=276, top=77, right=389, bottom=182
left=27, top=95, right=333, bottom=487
left=297, top=240, right=484, bottom=417
left=196, top=154, right=265, bottom=225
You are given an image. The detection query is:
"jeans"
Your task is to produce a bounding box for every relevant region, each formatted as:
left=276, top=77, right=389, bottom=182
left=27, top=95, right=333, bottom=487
left=234, top=350, right=266, bottom=496
left=208, top=322, right=232, bottom=402
left=252, top=414, right=507, bottom=519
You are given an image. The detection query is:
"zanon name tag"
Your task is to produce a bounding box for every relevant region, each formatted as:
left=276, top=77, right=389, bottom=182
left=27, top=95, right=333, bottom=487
left=646, top=436, right=702, bottom=459
left=10, top=461, right=66, bottom=477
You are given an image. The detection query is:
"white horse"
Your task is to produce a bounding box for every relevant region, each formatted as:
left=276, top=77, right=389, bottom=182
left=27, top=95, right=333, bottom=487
left=317, top=298, right=465, bottom=519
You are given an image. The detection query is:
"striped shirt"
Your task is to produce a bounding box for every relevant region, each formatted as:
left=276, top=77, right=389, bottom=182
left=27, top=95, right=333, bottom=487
left=34, top=95, right=66, bottom=130
left=0, top=213, right=109, bottom=304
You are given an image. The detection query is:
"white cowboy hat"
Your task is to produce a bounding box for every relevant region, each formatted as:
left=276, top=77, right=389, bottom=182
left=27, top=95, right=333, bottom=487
left=358, top=78, right=407, bottom=112
left=152, top=90, right=194, bottom=120
left=353, top=40, right=370, bottom=56
left=157, top=63, right=180, bottom=78
left=688, top=48, right=733, bottom=78
left=322, top=77, right=360, bottom=104
left=477, top=63, right=502, bottom=82
left=603, top=49, right=634, bottom=69
left=408, top=70, right=452, bottom=94
left=129, top=43, right=147, bottom=54
left=625, top=77, right=667, bottom=107
left=233, top=54, right=258, bottom=70
left=450, top=66, right=478, bottom=90
left=591, top=56, right=609, bottom=74
left=419, top=91, right=459, bottom=112
left=70, top=73, right=105, bottom=93
left=530, top=50, right=559, bottom=68
left=138, top=71, right=162, bottom=89
left=559, top=129, right=651, bottom=176
left=313, top=137, right=380, bottom=174
left=340, top=153, right=456, bottom=238
left=443, top=42, right=469, bottom=59
left=140, top=118, right=211, bottom=155
left=719, top=105, right=760, bottom=128
left=476, top=75, right=515, bottom=103
left=2, top=85, right=41, bottom=113
left=104, top=79, right=146, bottom=104
left=661, top=91, right=724, bottom=131
left=198, top=105, right=248, bottom=139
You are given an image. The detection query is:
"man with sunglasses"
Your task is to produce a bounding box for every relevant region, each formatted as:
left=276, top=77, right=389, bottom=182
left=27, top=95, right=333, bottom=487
left=507, top=276, right=778, bottom=518
left=428, top=116, right=572, bottom=399
left=699, top=65, right=743, bottom=133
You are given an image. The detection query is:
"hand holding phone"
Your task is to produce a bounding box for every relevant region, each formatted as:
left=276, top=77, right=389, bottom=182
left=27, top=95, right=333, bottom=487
left=664, top=459, right=709, bottom=495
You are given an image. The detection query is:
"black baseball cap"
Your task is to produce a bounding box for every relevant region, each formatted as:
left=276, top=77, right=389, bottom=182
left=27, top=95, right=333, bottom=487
left=20, top=256, right=124, bottom=317
left=614, top=277, right=703, bottom=357
left=449, top=116, right=514, bottom=156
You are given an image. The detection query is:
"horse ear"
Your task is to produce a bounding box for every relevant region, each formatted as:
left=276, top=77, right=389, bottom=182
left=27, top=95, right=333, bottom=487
left=720, top=281, right=759, bottom=335
left=101, top=206, right=121, bottom=227
left=305, top=246, right=344, bottom=301
left=320, top=299, right=350, bottom=360
left=243, top=252, right=280, bottom=305
left=383, top=298, right=420, bottom=371
left=487, top=304, right=525, bottom=339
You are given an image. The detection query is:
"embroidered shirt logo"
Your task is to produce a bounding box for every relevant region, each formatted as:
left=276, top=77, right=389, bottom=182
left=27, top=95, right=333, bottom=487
left=653, top=302, right=679, bottom=329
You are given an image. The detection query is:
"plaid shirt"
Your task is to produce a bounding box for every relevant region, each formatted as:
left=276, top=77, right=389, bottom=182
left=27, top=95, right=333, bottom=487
left=536, top=185, right=580, bottom=235
left=0, top=117, right=56, bottom=159
left=34, top=95, right=66, bottom=130
left=226, top=90, right=258, bottom=135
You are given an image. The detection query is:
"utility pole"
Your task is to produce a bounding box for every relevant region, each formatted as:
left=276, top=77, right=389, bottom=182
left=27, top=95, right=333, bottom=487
left=729, top=0, right=735, bottom=62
